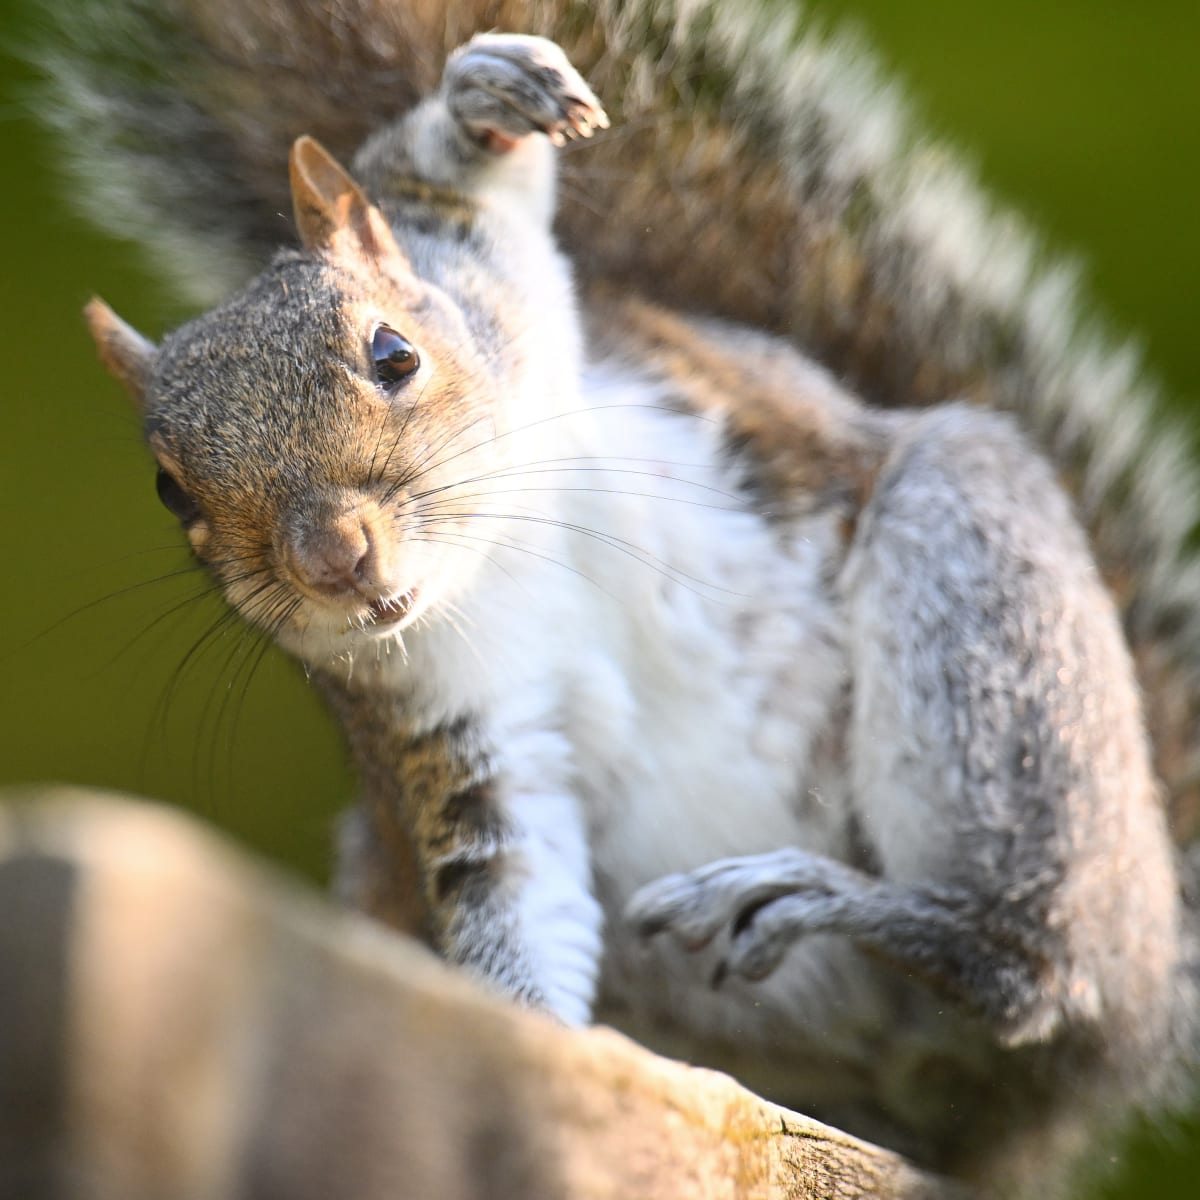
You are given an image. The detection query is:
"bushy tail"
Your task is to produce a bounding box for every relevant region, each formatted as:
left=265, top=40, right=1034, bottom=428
left=31, top=0, right=1200, bottom=828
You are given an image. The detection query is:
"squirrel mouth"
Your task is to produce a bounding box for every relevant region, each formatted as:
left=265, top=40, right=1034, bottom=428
left=366, top=590, right=416, bottom=628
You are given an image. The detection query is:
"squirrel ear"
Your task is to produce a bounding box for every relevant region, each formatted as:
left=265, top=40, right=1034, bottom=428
left=83, top=297, right=156, bottom=410
left=289, top=136, right=402, bottom=263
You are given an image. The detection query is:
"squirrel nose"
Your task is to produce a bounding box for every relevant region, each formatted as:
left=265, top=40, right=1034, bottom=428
left=284, top=508, right=382, bottom=599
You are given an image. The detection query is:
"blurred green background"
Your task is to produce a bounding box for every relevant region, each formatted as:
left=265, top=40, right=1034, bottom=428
left=1, top=0, right=1198, bottom=1193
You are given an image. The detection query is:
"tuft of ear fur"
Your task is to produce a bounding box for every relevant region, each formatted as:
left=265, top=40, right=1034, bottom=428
left=83, top=297, right=156, bottom=410
left=289, top=135, right=404, bottom=263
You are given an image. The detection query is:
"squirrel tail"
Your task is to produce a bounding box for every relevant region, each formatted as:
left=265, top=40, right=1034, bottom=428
left=31, top=0, right=1200, bottom=827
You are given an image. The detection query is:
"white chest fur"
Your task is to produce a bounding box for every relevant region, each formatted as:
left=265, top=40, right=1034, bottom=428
left=394, top=373, right=855, bottom=908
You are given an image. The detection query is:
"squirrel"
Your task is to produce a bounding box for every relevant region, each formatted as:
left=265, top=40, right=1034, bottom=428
left=34, top=0, right=1200, bottom=1194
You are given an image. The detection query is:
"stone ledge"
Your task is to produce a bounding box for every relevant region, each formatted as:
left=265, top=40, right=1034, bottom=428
left=0, top=787, right=959, bottom=1200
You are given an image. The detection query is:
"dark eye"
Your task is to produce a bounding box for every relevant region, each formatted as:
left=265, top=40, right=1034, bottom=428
left=155, top=466, right=200, bottom=525
left=371, top=324, right=420, bottom=388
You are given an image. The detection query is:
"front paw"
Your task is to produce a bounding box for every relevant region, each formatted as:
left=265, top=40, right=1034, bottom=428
left=444, top=33, right=608, bottom=151
left=627, top=849, right=869, bottom=983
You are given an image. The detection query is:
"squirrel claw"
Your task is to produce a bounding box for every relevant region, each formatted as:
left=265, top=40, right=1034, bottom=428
left=445, top=33, right=607, bottom=153
left=626, top=873, right=728, bottom=951
left=725, top=897, right=817, bottom=981
left=627, top=874, right=718, bottom=948
left=628, top=848, right=867, bottom=982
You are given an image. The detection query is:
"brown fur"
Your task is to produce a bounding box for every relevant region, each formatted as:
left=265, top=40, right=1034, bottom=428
left=597, top=296, right=891, bottom=526
left=318, top=672, right=549, bottom=1006
left=318, top=676, right=498, bottom=942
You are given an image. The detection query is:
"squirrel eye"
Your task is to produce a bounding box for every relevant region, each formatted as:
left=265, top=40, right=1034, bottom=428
left=371, top=324, right=420, bottom=388
left=155, top=466, right=200, bottom=525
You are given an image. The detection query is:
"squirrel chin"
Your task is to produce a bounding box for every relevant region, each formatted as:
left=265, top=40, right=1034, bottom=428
left=365, top=590, right=417, bottom=631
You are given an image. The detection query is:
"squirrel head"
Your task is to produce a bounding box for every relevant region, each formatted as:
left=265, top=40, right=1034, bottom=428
left=84, top=138, right=516, bottom=662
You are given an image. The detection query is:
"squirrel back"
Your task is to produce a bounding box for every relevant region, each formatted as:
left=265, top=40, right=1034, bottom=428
left=33, top=0, right=1200, bottom=837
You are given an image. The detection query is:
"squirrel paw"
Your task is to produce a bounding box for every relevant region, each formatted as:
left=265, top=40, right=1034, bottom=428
left=627, top=848, right=871, bottom=983
left=444, top=33, right=609, bottom=151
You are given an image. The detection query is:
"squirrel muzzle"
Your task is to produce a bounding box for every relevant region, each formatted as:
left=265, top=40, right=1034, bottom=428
left=278, top=497, right=406, bottom=620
